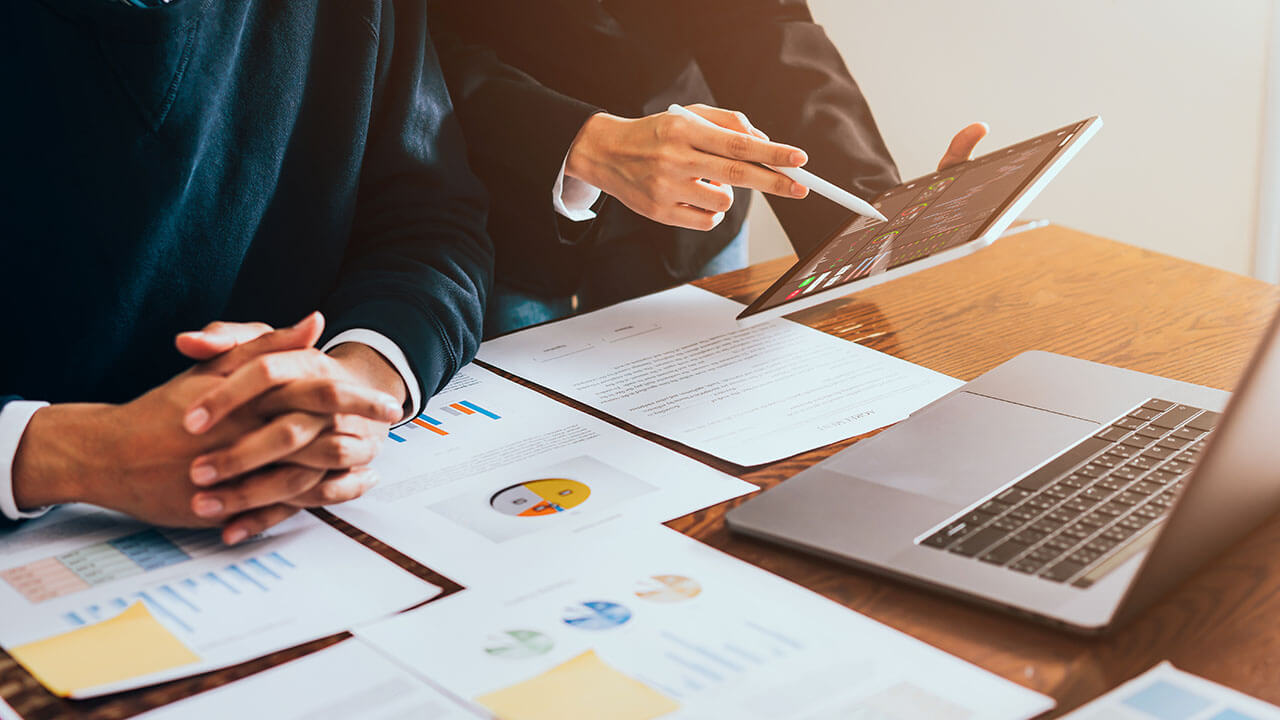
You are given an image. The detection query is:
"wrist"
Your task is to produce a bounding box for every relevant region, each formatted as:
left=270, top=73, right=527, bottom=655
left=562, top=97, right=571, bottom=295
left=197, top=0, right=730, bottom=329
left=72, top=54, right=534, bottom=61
left=565, top=112, right=624, bottom=190
left=12, top=404, right=118, bottom=510
left=328, top=343, right=408, bottom=410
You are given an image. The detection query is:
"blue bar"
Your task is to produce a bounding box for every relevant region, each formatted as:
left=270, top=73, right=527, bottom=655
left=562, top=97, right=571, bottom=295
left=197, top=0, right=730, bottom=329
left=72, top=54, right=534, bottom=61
left=388, top=432, right=407, bottom=443
left=460, top=401, right=500, bottom=419
left=112, top=597, right=128, bottom=609
left=417, top=414, right=444, bottom=426
left=161, top=584, right=200, bottom=613
left=227, top=564, right=268, bottom=592
left=138, top=591, right=194, bottom=633
left=206, top=571, right=240, bottom=594
left=65, top=612, right=86, bottom=626
left=269, top=551, right=296, bottom=569
left=247, top=557, right=281, bottom=581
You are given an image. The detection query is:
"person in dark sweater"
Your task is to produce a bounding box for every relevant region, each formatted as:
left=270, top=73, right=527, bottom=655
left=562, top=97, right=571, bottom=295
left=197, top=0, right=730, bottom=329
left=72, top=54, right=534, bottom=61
left=1, top=0, right=491, bottom=543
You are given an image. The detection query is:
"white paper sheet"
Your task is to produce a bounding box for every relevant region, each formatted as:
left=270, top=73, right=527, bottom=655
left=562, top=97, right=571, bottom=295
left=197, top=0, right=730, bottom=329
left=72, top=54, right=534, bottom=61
left=0, top=506, right=436, bottom=698
left=329, top=364, right=756, bottom=586
left=356, top=526, right=1053, bottom=720
left=134, top=639, right=484, bottom=720
left=477, top=284, right=963, bottom=466
left=1062, top=662, right=1280, bottom=719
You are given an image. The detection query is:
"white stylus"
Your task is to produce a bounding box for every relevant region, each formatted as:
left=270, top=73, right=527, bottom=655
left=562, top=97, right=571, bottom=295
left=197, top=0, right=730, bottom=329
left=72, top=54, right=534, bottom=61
left=666, top=104, right=888, bottom=223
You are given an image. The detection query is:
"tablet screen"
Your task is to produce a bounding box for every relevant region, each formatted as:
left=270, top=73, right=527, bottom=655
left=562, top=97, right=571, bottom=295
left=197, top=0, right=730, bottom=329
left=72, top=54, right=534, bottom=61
left=746, top=120, right=1088, bottom=314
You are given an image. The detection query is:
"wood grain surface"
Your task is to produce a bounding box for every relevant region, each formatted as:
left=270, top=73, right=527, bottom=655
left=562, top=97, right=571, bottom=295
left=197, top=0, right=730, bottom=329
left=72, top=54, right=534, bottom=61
left=3, top=226, right=1277, bottom=718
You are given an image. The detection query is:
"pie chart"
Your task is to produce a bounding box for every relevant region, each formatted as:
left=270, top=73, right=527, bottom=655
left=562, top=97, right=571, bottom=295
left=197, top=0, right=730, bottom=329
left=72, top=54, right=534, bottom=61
left=634, top=574, right=702, bottom=603
left=482, top=629, right=555, bottom=659
left=490, top=478, right=591, bottom=517
left=561, top=600, right=632, bottom=631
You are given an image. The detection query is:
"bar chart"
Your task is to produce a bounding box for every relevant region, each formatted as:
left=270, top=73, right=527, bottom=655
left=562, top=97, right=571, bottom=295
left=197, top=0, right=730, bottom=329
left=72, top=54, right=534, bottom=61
left=388, top=399, right=502, bottom=444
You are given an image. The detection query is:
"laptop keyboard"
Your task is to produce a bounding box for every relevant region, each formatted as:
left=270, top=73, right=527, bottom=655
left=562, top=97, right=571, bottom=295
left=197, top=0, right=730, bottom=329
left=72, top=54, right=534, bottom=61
left=920, top=399, right=1220, bottom=587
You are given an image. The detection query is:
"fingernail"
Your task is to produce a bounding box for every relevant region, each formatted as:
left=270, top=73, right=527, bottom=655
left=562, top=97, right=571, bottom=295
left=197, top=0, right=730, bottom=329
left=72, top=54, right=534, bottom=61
left=184, top=406, right=210, bottom=433
left=193, top=496, right=223, bottom=518
left=225, top=527, right=248, bottom=545
left=792, top=183, right=808, bottom=198
left=190, top=463, right=218, bottom=486
left=789, top=150, right=807, bottom=166
left=382, top=400, right=402, bottom=420
left=361, top=472, right=380, bottom=490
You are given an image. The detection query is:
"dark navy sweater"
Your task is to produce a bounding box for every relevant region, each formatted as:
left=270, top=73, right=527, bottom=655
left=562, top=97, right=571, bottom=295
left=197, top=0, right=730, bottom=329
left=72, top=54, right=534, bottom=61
left=1, top=0, right=492, bottom=412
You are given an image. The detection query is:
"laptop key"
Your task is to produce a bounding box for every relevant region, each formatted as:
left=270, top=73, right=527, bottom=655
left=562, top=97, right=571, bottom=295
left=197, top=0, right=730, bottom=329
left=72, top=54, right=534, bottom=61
left=979, top=541, right=1028, bottom=565
left=1094, top=427, right=1129, bottom=442
left=995, top=487, right=1031, bottom=504
left=1132, top=480, right=1162, bottom=495
left=1135, top=426, right=1165, bottom=440
left=1109, top=444, right=1138, bottom=458
left=1013, top=438, right=1111, bottom=491
left=1041, top=560, right=1086, bottom=582
left=1013, top=528, right=1047, bottom=545
left=1151, top=405, right=1198, bottom=429
left=1129, top=408, right=1160, bottom=421
left=1142, top=399, right=1175, bottom=412
left=1142, top=446, right=1174, bottom=460
left=1158, top=437, right=1190, bottom=450
left=1027, top=545, right=1061, bottom=562
left=1186, top=411, right=1221, bottom=431
left=949, top=527, right=1007, bottom=557
left=991, top=515, right=1022, bottom=531
left=1114, top=417, right=1144, bottom=430
left=1010, top=558, right=1047, bottom=574
left=1172, top=427, right=1206, bottom=441
left=975, top=499, right=1008, bottom=514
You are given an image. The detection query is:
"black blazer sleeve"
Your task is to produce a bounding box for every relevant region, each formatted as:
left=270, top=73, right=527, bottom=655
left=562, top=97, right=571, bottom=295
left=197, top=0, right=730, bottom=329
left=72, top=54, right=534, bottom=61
left=427, top=2, right=602, bottom=295
left=320, top=1, right=494, bottom=399
left=644, top=0, right=901, bottom=256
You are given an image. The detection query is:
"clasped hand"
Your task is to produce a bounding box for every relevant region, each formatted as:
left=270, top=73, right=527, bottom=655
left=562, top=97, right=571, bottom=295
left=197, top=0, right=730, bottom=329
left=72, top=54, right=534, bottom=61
left=173, top=312, right=404, bottom=543
left=12, top=313, right=404, bottom=546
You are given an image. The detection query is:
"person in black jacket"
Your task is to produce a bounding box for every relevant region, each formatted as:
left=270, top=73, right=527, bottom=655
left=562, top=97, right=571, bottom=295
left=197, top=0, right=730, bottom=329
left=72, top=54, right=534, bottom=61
left=429, top=0, right=986, bottom=335
left=1, top=0, right=491, bottom=543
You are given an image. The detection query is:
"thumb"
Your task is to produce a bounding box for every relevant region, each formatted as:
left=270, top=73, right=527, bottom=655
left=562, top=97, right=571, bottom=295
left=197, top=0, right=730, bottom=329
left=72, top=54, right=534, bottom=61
left=176, top=321, right=275, bottom=361
left=938, top=122, right=989, bottom=171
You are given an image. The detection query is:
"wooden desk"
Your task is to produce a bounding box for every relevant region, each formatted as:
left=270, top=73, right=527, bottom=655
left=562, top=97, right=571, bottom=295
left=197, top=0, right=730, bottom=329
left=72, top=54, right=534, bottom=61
left=4, top=226, right=1278, bottom=718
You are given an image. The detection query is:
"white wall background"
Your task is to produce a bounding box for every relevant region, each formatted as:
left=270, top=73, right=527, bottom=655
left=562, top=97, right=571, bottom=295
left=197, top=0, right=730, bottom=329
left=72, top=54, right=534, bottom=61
left=747, top=0, right=1277, bottom=279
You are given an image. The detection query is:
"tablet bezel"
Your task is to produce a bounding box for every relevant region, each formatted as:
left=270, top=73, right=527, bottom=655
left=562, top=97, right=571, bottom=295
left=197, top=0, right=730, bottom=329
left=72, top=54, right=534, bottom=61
left=735, top=116, right=1103, bottom=326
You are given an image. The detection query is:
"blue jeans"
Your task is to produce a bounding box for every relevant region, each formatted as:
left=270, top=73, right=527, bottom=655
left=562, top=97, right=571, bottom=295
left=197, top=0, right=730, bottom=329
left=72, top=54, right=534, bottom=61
left=486, top=223, right=750, bottom=337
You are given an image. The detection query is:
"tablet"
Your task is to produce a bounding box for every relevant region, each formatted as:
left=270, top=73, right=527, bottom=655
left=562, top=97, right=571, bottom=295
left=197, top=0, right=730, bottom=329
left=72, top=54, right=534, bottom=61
left=737, top=116, right=1102, bottom=324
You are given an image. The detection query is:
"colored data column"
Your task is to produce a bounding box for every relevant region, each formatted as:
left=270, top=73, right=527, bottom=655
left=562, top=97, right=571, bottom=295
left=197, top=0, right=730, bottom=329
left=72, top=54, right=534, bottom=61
left=1, top=558, right=92, bottom=604
left=109, top=530, right=191, bottom=571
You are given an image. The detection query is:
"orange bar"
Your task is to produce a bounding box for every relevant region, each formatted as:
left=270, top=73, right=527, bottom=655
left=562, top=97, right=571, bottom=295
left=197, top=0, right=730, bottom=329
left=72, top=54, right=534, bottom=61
left=451, top=403, right=476, bottom=415
left=411, top=418, right=449, bottom=435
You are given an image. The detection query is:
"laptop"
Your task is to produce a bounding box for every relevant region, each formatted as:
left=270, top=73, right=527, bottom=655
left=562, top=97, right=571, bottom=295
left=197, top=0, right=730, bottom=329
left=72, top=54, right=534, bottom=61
left=726, top=308, right=1280, bottom=633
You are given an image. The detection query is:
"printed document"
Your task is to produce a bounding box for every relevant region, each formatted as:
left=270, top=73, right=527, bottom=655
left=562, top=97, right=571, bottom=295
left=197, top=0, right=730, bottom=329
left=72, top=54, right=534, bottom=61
left=1062, top=662, right=1280, bottom=719
left=0, top=506, right=435, bottom=698
left=329, top=364, right=756, bottom=585
left=356, top=526, right=1053, bottom=720
left=478, top=284, right=962, bottom=465
left=135, top=639, right=484, bottom=720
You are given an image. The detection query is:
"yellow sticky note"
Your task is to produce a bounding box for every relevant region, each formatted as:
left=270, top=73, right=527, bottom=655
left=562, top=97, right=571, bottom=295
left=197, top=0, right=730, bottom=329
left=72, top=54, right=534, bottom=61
left=10, top=602, right=200, bottom=697
left=477, top=649, right=679, bottom=720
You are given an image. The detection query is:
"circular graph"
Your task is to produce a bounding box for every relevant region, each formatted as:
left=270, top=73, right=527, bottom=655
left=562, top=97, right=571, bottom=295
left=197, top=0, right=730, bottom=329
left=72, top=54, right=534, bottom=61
left=483, top=630, right=555, bottom=659
left=490, top=478, right=591, bottom=517
left=561, top=600, right=632, bottom=631
left=634, top=574, right=702, bottom=603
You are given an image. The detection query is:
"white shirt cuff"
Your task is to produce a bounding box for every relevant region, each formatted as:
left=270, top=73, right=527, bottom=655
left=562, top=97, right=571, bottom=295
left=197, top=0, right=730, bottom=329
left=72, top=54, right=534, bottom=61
left=0, top=401, right=53, bottom=521
left=321, top=329, right=422, bottom=426
left=552, top=153, right=601, bottom=221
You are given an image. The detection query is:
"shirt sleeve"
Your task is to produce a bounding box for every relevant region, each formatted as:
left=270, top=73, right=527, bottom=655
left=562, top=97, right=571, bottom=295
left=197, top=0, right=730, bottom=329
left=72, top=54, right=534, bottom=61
left=551, top=152, right=602, bottom=222
left=321, top=329, right=422, bottom=425
left=0, top=400, right=52, bottom=522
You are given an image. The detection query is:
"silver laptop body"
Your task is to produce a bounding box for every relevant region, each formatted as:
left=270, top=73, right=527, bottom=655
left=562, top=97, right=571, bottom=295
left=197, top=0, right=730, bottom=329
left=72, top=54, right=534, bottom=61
left=726, top=310, right=1280, bottom=633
